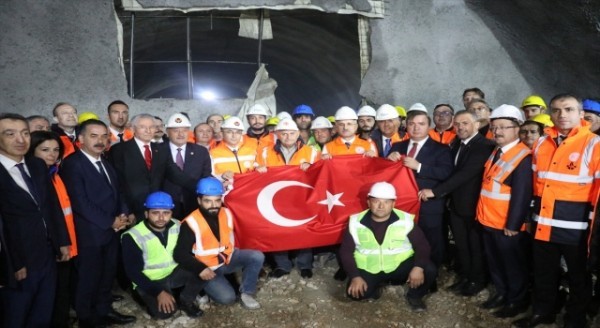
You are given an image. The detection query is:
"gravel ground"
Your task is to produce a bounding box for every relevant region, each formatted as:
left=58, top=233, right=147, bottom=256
left=103, top=256, right=598, bottom=328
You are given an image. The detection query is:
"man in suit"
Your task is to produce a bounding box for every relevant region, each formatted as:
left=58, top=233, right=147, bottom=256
left=162, top=113, right=212, bottom=219
left=60, top=119, right=136, bottom=327
left=0, top=113, right=70, bottom=327
left=370, top=104, right=403, bottom=157
left=420, top=110, right=495, bottom=296
left=108, top=113, right=196, bottom=221
left=387, top=110, right=453, bottom=269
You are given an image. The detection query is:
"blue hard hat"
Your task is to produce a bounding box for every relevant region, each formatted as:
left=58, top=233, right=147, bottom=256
left=196, top=177, right=224, bottom=196
left=292, top=104, right=315, bottom=117
left=582, top=99, right=600, bottom=115
left=144, top=191, right=175, bottom=209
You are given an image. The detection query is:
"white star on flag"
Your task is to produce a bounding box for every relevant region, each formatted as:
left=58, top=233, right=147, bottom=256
left=317, top=191, right=345, bottom=213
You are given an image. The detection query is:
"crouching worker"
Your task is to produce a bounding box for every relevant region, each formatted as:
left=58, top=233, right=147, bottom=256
left=174, top=177, right=265, bottom=309
left=122, top=192, right=204, bottom=319
left=340, top=182, right=437, bottom=312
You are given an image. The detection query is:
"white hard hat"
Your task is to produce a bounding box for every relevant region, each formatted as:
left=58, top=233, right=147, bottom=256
left=276, top=112, right=292, bottom=121
left=311, top=116, right=333, bottom=129
left=246, top=104, right=269, bottom=117
left=165, top=113, right=191, bottom=128
left=357, top=105, right=376, bottom=117
left=376, top=104, right=400, bottom=121
left=275, top=118, right=299, bottom=131
left=334, top=106, right=358, bottom=121
left=221, top=116, right=245, bottom=130
left=368, top=182, right=397, bottom=200
left=490, top=104, right=525, bottom=124
left=407, top=103, right=428, bottom=113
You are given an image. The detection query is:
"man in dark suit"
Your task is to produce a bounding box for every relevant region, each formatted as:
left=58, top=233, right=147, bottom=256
left=420, top=110, right=495, bottom=296
left=162, top=113, right=211, bottom=219
left=60, top=119, right=136, bottom=327
left=388, top=110, right=453, bottom=269
left=108, top=113, right=196, bottom=221
left=0, top=113, right=70, bottom=327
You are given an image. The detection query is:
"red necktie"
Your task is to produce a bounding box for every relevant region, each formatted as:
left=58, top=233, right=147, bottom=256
left=144, top=145, right=152, bottom=170
left=407, top=142, right=418, bottom=158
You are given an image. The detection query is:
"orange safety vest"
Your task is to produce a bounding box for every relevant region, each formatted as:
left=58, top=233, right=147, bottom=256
left=59, top=135, right=77, bottom=159
left=476, top=142, right=531, bottom=230
left=323, top=136, right=378, bottom=156
left=257, top=142, right=320, bottom=167
left=428, top=127, right=457, bottom=145
left=243, top=132, right=275, bottom=151
left=52, top=174, right=78, bottom=257
left=210, top=140, right=257, bottom=176
left=183, top=208, right=234, bottom=270
left=109, top=128, right=134, bottom=147
left=531, top=122, right=600, bottom=245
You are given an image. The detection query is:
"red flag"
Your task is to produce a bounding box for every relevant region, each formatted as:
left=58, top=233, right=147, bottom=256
left=223, top=155, right=420, bottom=252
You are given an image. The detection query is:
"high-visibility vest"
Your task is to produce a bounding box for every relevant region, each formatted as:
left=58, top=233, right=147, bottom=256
left=210, top=141, right=257, bottom=176
left=348, top=209, right=415, bottom=274
left=428, top=128, right=457, bottom=145
left=52, top=174, right=78, bottom=257
left=257, top=142, right=320, bottom=167
left=323, top=136, right=377, bottom=156
left=109, top=128, right=134, bottom=147
left=59, top=135, right=77, bottom=158
left=183, top=208, right=235, bottom=270
left=531, top=122, right=600, bottom=245
left=243, top=132, right=275, bottom=151
left=122, top=220, right=180, bottom=284
left=476, top=142, right=531, bottom=230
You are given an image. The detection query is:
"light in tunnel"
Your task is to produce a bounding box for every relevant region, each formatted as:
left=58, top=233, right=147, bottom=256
left=198, top=90, right=217, bottom=101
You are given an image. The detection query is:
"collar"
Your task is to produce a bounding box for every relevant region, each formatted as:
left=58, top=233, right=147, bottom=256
left=80, top=149, right=102, bottom=163
left=169, top=142, right=186, bottom=153
left=409, top=136, right=429, bottom=148
left=498, top=138, right=520, bottom=154
left=0, top=153, right=24, bottom=171
left=461, top=133, right=479, bottom=145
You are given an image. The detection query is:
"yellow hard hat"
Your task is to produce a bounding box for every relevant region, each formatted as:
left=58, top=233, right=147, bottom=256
left=223, top=114, right=232, bottom=120
left=395, top=106, right=407, bottom=118
left=327, top=116, right=336, bottom=124
left=78, top=111, right=100, bottom=124
left=266, top=117, right=280, bottom=126
left=521, top=95, right=547, bottom=110
left=530, top=113, right=554, bottom=127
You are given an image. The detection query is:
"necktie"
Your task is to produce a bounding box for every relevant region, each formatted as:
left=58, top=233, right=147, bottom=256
left=407, top=142, right=418, bottom=158
left=344, top=142, right=351, bottom=149
left=491, top=148, right=503, bottom=165
left=96, top=161, right=111, bottom=185
left=15, top=163, right=39, bottom=204
left=143, top=145, right=152, bottom=170
left=383, top=138, right=392, bottom=157
left=455, top=142, right=465, bottom=165
left=176, top=148, right=184, bottom=170
left=231, top=149, right=243, bottom=173
left=117, top=133, right=124, bottom=143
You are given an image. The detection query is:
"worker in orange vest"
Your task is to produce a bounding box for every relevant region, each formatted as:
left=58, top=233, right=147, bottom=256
left=322, top=106, right=377, bottom=159
left=429, top=104, right=457, bottom=145
left=106, top=100, right=133, bottom=149
left=50, top=102, right=79, bottom=158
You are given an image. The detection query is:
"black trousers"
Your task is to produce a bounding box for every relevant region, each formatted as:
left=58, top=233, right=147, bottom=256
left=51, top=260, right=75, bottom=328
left=449, top=213, right=486, bottom=284
left=418, top=214, right=445, bottom=267
left=346, top=256, right=437, bottom=301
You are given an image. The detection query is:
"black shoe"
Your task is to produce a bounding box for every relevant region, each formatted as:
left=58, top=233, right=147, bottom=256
left=429, top=281, right=438, bottom=293
left=480, top=293, right=506, bottom=309
left=268, top=268, right=290, bottom=278
left=446, top=278, right=468, bottom=292
left=300, top=269, right=313, bottom=278
left=460, top=282, right=485, bottom=296
left=180, top=302, right=204, bottom=318
left=493, top=302, right=528, bottom=318
left=405, top=296, right=427, bottom=312
left=111, top=294, right=124, bottom=302
left=334, top=268, right=347, bottom=281
left=101, top=309, right=136, bottom=325
left=512, top=314, right=555, bottom=328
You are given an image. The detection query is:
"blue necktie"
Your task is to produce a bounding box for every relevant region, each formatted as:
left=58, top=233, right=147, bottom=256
left=383, top=138, right=392, bottom=157
left=15, top=163, right=39, bottom=204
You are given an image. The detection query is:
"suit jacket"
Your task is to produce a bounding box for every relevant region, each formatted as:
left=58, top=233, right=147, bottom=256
left=60, top=150, right=127, bottom=247
left=0, top=156, right=68, bottom=272
left=0, top=212, right=16, bottom=288
left=108, top=139, right=196, bottom=220
left=163, top=142, right=212, bottom=218
left=432, top=133, right=495, bottom=217
left=390, top=138, right=453, bottom=222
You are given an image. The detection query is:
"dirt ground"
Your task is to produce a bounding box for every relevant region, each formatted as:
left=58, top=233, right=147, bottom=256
left=106, top=256, right=598, bottom=328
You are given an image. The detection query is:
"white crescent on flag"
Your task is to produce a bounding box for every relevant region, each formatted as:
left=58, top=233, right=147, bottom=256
left=256, top=180, right=317, bottom=227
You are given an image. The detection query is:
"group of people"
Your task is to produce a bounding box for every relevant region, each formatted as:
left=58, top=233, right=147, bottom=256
left=0, top=88, right=599, bottom=328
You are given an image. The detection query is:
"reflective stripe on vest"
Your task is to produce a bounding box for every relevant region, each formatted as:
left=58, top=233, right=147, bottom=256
left=323, top=136, right=376, bottom=156
left=532, top=214, right=589, bottom=230
left=210, top=142, right=257, bottom=175
left=348, top=209, right=415, bottom=274
left=184, top=208, right=235, bottom=270
left=52, top=174, right=78, bottom=257
left=258, top=144, right=320, bottom=167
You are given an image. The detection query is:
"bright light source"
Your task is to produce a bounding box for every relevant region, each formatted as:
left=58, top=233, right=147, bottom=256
left=200, top=90, right=217, bottom=100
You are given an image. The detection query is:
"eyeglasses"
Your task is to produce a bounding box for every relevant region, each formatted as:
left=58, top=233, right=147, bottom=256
left=489, top=125, right=518, bottom=132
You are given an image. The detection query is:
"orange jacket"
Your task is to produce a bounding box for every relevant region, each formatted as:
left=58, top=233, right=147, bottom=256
left=210, top=140, right=257, bottom=176
left=183, top=208, right=234, bottom=270
left=476, top=142, right=531, bottom=231
left=243, top=132, right=275, bottom=151
left=59, top=135, right=77, bottom=159
left=109, top=128, right=134, bottom=146
left=323, top=136, right=377, bottom=156
left=428, top=127, right=457, bottom=145
left=257, top=142, right=320, bottom=167
left=531, top=122, right=600, bottom=245
left=52, top=174, right=78, bottom=257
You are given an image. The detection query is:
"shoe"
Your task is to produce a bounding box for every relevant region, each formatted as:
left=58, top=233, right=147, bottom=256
left=405, top=296, right=427, bottom=312
left=300, top=269, right=313, bottom=278
left=180, top=302, right=204, bottom=318
left=334, top=268, right=347, bottom=281
left=512, top=314, right=555, bottom=328
left=101, top=309, right=136, bottom=325
left=459, top=282, right=485, bottom=296
left=492, top=302, right=528, bottom=318
left=240, top=293, right=261, bottom=310
left=196, top=294, right=210, bottom=305
left=480, top=293, right=506, bottom=309
left=111, top=294, right=124, bottom=302
left=268, top=268, right=290, bottom=279
left=429, top=281, right=438, bottom=293
left=447, top=278, right=468, bottom=293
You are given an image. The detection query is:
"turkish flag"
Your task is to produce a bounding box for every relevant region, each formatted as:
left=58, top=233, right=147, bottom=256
left=223, top=155, right=420, bottom=252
